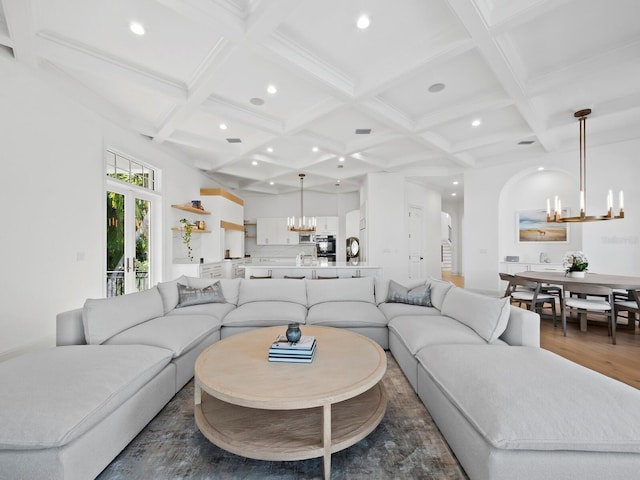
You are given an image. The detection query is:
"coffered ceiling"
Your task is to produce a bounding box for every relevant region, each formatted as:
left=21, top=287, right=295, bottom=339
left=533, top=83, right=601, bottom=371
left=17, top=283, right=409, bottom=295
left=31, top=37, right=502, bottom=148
left=1, top=0, right=639, bottom=197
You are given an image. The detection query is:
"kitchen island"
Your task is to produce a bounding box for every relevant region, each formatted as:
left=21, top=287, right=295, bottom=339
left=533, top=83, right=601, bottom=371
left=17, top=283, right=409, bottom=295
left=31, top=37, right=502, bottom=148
left=240, top=261, right=382, bottom=279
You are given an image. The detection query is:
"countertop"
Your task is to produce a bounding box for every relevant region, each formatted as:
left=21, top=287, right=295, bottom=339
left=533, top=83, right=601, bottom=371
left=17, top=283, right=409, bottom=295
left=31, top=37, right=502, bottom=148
left=241, top=261, right=379, bottom=269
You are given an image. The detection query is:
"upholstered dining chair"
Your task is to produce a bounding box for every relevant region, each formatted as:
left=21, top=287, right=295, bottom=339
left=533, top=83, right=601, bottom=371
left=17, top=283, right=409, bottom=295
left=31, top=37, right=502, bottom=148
left=508, top=276, right=559, bottom=323
left=614, top=289, right=639, bottom=331
left=561, top=283, right=616, bottom=344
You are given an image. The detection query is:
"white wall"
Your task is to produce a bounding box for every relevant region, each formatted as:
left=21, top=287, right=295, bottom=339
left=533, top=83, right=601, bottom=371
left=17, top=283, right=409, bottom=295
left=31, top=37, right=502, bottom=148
left=0, top=55, right=217, bottom=358
left=581, top=139, right=640, bottom=274
left=364, top=173, right=407, bottom=278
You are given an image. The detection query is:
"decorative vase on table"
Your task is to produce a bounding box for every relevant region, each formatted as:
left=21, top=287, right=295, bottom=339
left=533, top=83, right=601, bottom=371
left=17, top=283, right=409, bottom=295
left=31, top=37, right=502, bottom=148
left=286, top=323, right=302, bottom=343
left=569, top=271, right=586, bottom=278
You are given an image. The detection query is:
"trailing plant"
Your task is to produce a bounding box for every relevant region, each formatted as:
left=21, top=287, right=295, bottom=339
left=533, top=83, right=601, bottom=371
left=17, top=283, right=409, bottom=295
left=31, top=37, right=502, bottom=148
left=180, top=218, right=194, bottom=261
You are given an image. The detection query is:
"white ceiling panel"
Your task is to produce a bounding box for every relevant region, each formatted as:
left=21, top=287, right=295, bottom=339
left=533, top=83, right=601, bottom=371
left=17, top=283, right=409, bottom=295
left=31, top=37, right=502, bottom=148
left=377, top=49, right=508, bottom=122
left=35, top=0, right=224, bottom=83
left=2, top=0, right=638, bottom=195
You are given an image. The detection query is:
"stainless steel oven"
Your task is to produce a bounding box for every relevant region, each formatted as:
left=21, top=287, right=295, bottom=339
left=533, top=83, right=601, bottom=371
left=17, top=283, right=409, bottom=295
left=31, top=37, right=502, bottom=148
left=315, top=235, right=336, bottom=262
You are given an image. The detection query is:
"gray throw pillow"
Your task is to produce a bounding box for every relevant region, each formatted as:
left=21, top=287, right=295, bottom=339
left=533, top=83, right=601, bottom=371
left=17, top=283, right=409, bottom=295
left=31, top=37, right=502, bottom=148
left=176, top=281, right=225, bottom=307
left=385, top=280, right=431, bottom=307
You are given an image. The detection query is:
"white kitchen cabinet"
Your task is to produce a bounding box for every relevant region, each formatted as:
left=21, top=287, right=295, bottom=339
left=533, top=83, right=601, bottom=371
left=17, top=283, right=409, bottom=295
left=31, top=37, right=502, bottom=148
left=316, top=216, right=339, bottom=235
left=256, top=218, right=299, bottom=245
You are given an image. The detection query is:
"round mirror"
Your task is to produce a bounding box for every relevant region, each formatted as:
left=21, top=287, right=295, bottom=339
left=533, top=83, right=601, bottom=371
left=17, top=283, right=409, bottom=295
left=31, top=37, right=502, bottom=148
left=347, top=237, right=360, bottom=257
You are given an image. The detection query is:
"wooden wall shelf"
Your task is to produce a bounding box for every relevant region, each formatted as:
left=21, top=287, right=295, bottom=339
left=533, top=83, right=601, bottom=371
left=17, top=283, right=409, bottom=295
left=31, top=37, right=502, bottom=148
left=220, top=220, right=244, bottom=232
left=171, top=204, right=211, bottom=215
left=171, top=227, right=211, bottom=233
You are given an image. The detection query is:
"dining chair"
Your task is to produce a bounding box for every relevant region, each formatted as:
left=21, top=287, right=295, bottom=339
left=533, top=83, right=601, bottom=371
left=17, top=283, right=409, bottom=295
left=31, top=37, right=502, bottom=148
left=284, top=275, right=305, bottom=279
left=614, top=289, right=639, bottom=330
left=561, top=283, right=616, bottom=344
left=508, top=276, right=558, bottom=323
left=498, top=272, right=517, bottom=297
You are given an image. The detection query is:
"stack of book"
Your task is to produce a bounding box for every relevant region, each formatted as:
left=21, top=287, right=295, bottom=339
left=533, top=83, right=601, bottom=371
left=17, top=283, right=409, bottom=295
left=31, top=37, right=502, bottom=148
left=268, top=335, right=317, bottom=363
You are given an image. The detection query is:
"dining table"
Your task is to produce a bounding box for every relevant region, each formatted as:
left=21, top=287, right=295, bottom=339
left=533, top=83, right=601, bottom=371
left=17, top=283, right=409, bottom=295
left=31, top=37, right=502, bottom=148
left=514, top=271, right=640, bottom=332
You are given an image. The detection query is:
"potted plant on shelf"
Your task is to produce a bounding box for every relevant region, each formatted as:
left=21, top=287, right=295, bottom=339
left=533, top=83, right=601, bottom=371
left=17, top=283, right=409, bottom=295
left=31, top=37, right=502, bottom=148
left=562, top=251, right=588, bottom=277
left=180, top=218, right=194, bottom=262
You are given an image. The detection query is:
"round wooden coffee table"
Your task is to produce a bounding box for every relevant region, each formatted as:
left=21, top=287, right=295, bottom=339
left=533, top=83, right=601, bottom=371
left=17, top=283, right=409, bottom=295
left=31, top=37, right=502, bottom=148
left=194, top=325, right=387, bottom=479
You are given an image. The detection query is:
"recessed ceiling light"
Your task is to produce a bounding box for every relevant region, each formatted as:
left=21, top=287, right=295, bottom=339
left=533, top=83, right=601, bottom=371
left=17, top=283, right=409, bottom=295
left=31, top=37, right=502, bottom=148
left=471, top=119, right=481, bottom=127
left=356, top=14, right=370, bottom=29
left=251, top=160, right=258, bottom=166
left=428, top=83, right=446, bottom=93
left=266, top=84, right=277, bottom=95
left=312, top=146, right=319, bottom=152
left=451, top=193, right=457, bottom=196
left=219, top=123, right=227, bottom=130
left=453, top=181, right=459, bottom=185
left=250, top=97, right=265, bottom=106
left=339, top=156, right=345, bottom=162
left=538, top=167, right=545, bottom=171
left=269, top=181, right=274, bottom=185
left=129, top=22, right=145, bottom=35
left=267, top=147, right=273, bottom=153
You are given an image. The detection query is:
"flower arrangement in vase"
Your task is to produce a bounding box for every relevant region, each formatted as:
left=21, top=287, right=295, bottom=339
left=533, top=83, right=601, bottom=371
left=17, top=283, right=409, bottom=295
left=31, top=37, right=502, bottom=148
left=562, top=251, right=588, bottom=277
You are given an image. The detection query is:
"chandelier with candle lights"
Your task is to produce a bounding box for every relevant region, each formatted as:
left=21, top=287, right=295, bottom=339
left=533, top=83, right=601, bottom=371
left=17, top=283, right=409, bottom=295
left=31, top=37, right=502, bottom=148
left=547, top=109, right=624, bottom=223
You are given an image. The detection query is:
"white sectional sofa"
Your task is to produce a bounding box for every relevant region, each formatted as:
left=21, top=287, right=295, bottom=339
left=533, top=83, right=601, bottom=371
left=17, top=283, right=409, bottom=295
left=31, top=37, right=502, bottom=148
left=1, top=275, right=639, bottom=480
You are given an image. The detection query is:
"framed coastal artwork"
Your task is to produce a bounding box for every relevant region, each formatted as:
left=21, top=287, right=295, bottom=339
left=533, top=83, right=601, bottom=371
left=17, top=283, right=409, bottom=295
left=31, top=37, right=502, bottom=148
left=517, top=209, right=569, bottom=243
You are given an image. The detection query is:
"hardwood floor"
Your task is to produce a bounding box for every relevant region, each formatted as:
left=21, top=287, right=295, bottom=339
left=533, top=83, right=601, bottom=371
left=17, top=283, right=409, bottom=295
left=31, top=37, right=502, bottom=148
left=441, top=272, right=640, bottom=390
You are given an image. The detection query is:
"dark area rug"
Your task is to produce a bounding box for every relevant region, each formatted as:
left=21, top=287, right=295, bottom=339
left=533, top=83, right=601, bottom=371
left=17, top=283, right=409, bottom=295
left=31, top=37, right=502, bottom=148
left=98, top=353, right=467, bottom=479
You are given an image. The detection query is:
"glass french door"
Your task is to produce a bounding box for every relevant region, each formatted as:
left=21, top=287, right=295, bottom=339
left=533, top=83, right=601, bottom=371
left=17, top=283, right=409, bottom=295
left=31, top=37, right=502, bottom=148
left=106, top=186, right=154, bottom=296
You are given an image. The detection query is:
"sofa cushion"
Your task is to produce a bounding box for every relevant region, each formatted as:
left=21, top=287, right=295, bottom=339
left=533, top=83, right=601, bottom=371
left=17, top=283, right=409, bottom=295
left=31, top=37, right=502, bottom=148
left=82, top=287, right=165, bottom=345
left=306, top=277, right=375, bottom=307
left=176, top=281, right=225, bottom=307
left=187, top=277, right=241, bottom=306
left=104, top=315, right=221, bottom=357
left=426, top=277, right=454, bottom=310
left=416, top=345, right=640, bottom=453
left=388, top=315, right=497, bottom=354
left=0, top=345, right=172, bottom=449
left=385, top=280, right=431, bottom=306
left=237, top=278, right=307, bottom=306
left=157, top=275, right=187, bottom=313
left=223, top=301, right=307, bottom=327
left=375, top=277, right=426, bottom=305
left=306, top=301, right=387, bottom=327
left=378, top=302, right=441, bottom=321
left=441, top=287, right=510, bottom=343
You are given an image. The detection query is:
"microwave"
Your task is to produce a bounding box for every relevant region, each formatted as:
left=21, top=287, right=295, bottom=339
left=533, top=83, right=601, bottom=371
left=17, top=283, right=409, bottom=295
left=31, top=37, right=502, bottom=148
left=298, top=232, right=316, bottom=244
